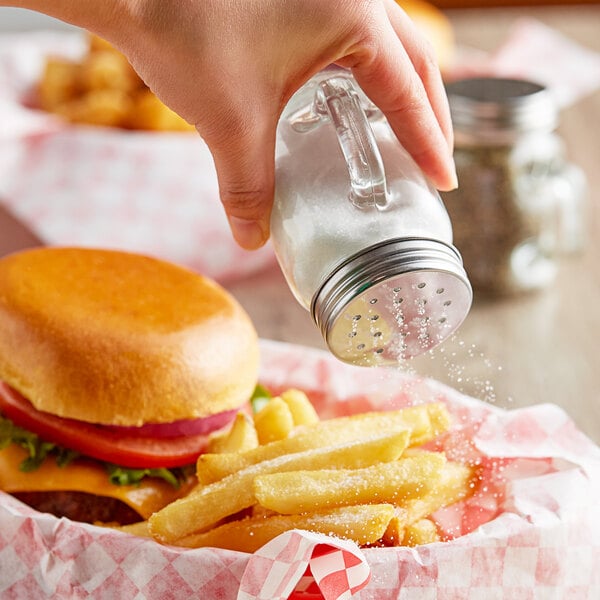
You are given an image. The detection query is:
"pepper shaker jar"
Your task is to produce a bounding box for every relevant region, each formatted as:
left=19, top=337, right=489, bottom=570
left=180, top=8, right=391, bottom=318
left=270, top=68, right=472, bottom=367
left=441, top=77, right=588, bottom=297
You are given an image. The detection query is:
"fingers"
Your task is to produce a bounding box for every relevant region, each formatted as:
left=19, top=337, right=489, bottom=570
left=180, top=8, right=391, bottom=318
left=348, top=3, right=457, bottom=191
left=200, top=108, right=277, bottom=250
left=383, top=0, right=453, bottom=152
left=196, top=0, right=458, bottom=252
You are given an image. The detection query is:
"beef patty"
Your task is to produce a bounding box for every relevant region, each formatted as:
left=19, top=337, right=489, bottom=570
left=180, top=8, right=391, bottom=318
left=13, top=491, right=142, bottom=524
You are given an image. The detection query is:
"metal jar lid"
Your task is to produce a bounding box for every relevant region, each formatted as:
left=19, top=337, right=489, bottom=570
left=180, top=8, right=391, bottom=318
left=311, top=238, right=473, bottom=367
left=445, top=77, right=558, bottom=141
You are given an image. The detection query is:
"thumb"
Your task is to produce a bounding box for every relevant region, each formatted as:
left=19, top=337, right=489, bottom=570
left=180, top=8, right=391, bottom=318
left=203, top=114, right=277, bottom=251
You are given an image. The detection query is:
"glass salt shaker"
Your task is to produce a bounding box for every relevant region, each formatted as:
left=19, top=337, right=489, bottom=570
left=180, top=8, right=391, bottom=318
left=270, top=68, right=472, bottom=367
left=441, top=77, right=588, bottom=296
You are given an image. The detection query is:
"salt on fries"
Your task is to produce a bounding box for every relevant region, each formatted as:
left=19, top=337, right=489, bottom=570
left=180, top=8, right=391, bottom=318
left=196, top=401, right=450, bottom=485
left=175, top=504, right=396, bottom=553
left=148, top=431, right=410, bottom=543
left=381, top=460, right=474, bottom=546
left=252, top=453, right=446, bottom=514
left=118, top=388, right=476, bottom=551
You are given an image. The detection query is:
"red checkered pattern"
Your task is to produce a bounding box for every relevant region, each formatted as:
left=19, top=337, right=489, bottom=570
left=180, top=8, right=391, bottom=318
left=310, top=545, right=370, bottom=599
left=238, top=531, right=369, bottom=600
left=1, top=340, right=599, bottom=599
left=291, top=569, right=325, bottom=600
left=0, top=127, right=276, bottom=282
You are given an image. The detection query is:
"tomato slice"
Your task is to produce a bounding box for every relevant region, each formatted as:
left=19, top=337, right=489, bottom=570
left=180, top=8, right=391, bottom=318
left=0, top=382, right=236, bottom=468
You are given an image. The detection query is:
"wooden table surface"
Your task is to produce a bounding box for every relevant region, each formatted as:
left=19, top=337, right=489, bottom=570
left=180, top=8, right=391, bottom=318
left=229, top=4, right=600, bottom=443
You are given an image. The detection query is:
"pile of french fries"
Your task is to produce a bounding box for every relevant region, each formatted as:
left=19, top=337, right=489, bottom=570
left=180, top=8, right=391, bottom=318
left=37, top=34, right=195, bottom=132
left=121, top=388, right=477, bottom=553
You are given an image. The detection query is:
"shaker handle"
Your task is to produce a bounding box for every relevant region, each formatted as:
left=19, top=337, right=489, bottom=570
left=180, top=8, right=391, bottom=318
left=315, top=77, right=389, bottom=209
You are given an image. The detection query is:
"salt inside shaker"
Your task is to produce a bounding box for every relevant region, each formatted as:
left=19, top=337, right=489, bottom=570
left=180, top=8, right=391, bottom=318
left=270, top=69, right=472, bottom=366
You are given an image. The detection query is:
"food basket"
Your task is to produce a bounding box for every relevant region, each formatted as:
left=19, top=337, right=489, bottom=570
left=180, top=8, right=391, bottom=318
left=1, top=339, right=598, bottom=599
left=0, top=31, right=276, bottom=283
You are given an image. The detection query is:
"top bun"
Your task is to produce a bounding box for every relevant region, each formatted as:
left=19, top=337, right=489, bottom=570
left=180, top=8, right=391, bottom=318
left=0, top=248, right=259, bottom=426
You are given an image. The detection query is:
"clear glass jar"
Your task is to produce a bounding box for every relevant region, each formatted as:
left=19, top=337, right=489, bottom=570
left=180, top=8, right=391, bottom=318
left=270, top=68, right=472, bottom=366
left=441, top=77, right=588, bottom=296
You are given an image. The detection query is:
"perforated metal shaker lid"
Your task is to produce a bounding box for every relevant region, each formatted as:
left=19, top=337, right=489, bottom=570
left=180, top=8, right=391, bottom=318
left=311, top=238, right=472, bottom=367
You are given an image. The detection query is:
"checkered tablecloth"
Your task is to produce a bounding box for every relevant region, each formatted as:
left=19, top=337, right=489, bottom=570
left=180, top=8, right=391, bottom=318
left=1, top=340, right=599, bottom=599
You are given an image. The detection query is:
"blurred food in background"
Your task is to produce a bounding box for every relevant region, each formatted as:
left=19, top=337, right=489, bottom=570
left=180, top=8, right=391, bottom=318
left=37, top=33, right=196, bottom=132
left=396, top=0, right=455, bottom=72
left=36, top=2, right=453, bottom=132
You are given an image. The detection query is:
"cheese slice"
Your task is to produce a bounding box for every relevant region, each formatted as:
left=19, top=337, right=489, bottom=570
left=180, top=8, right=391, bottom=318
left=0, top=444, right=196, bottom=520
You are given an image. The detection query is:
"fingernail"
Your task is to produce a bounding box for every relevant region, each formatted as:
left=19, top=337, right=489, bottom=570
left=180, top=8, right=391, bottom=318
left=229, top=216, right=267, bottom=250
left=443, top=149, right=459, bottom=190
left=448, top=163, right=459, bottom=190
left=435, top=162, right=458, bottom=192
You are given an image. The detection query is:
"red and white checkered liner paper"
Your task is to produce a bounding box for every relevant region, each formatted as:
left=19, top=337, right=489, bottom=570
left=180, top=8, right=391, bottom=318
left=1, top=340, right=599, bottom=599
left=0, top=32, right=277, bottom=283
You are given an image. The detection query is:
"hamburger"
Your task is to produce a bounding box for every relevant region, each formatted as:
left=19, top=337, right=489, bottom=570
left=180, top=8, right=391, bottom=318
left=0, top=247, right=259, bottom=524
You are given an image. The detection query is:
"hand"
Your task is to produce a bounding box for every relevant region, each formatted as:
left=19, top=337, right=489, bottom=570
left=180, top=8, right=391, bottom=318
left=2, top=0, right=458, bottom=249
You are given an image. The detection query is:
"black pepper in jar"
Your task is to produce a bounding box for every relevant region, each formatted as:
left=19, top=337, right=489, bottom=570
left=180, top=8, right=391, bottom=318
left=441, top=77, right=587, bottom=297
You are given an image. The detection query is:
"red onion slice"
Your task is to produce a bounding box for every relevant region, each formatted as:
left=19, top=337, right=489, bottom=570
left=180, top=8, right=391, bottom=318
left=103, top=408, right=239, bottom=438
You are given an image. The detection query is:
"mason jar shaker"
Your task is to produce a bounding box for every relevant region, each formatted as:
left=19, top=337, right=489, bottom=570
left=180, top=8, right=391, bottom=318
left=270, top=68, right=472, bottom=366
left=441, top=77, right=588, bottom=296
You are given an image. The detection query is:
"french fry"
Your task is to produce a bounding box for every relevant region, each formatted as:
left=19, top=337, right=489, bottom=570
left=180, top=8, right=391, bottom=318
left=250, top=504, right=277, bottom=519
left=79, top=50, right=142, bottom=93
left=149, top=431, right=410, bottom=543
left=55, top=89, right=133, bottom=128
left=115, top=521, right=152, bottom=538
left=403, top=518, right=440, bottom=546
left=401, top=460, right=476, bottom=524
left=253, top=397, right=295, bottom=444
left=381, top=461, right=475, bottom=546
left=197, top=403, right=450, bottom=484
left=38, top=58, right=80, bottom=110
left=207, top=412, right=258, bottom=454
left=141, top=388, right=469, bottom=551
left=381, top=509, right=407, bottom=546
left=280, top=388, right=320, bottom=427
left=88, top=33, right=121, bottom=54
left=128, top=90, right=195, bottom=132
left=424, top=403, right=453, bottom=443
left=253, top=453, right=446, bottom=514
left=174, top=504, right=396, bottom=553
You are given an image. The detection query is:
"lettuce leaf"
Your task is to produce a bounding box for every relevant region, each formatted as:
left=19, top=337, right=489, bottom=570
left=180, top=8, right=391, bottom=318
left=105, top=464, right=186, bottom=488
left=250, top=383, right=273, bottom=414
left=0, top=414, right=80, bottom=471
left=0, top=412, right=187, bottom=488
